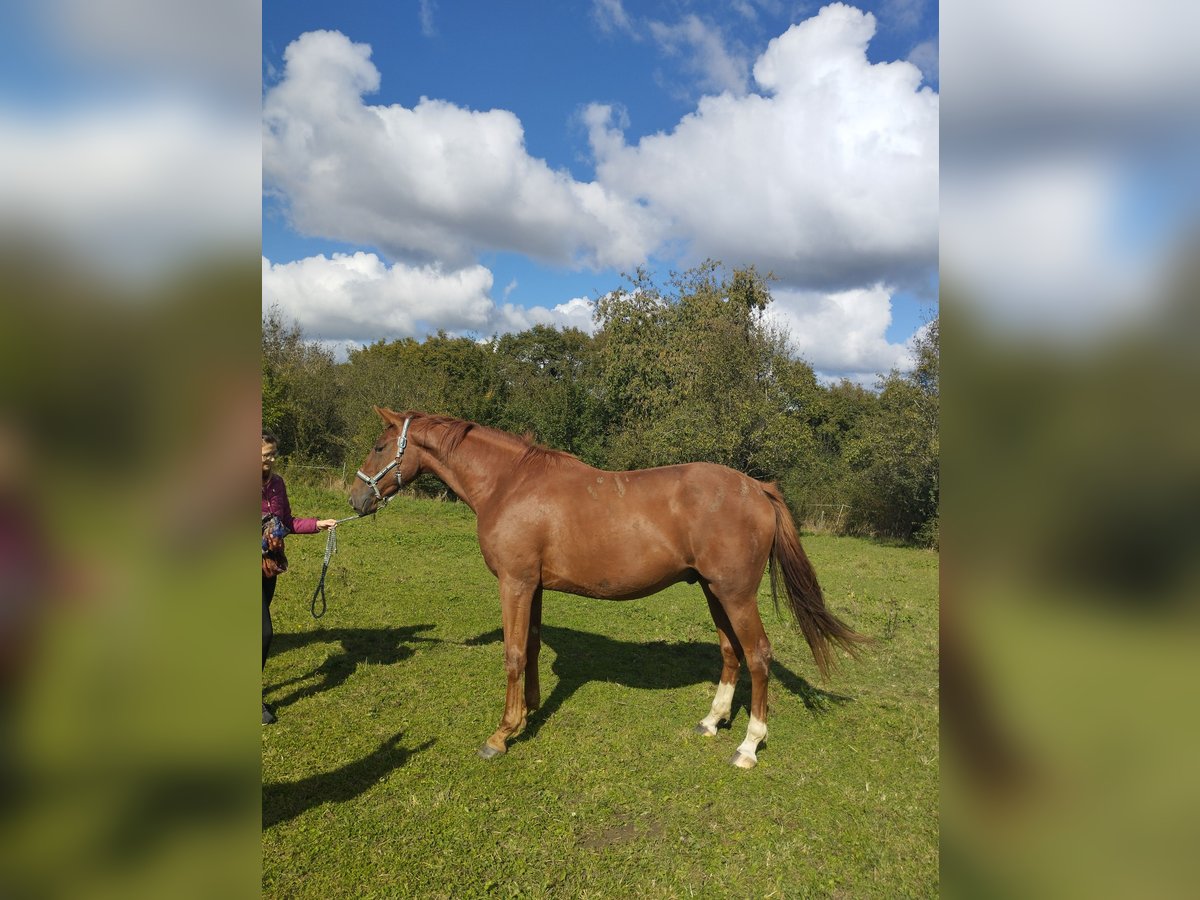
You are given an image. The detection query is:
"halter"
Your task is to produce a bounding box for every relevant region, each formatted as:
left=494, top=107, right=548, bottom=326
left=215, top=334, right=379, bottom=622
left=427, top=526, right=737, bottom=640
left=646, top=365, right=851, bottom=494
left=355, top=417, right=412, bottom=506
left=313, top=416, right=412, bottom=619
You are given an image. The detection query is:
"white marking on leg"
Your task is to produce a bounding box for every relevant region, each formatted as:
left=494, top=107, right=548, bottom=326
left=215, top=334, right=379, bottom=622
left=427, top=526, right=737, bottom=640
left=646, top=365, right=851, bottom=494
left=698, top=681, right=735, bottom=735
left=733, top=715, right=767, bottom=767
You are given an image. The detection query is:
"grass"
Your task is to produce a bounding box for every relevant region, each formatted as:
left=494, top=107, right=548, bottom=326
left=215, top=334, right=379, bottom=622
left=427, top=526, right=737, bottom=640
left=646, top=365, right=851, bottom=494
left=263, top=482, right=939, bottom=898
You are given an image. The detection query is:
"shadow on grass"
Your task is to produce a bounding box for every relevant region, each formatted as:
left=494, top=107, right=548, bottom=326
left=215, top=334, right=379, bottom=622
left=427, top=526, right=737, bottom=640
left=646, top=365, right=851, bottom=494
left=262, top=731, right=436, bottom=830
left=264, top=624, right=440, bottom=711
left=464, top=624, right=852, bottom=744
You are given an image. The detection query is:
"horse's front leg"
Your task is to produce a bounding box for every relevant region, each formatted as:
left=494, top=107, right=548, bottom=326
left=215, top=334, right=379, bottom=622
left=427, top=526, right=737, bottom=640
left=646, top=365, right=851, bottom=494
left=478, top=576, right=536, bottom=759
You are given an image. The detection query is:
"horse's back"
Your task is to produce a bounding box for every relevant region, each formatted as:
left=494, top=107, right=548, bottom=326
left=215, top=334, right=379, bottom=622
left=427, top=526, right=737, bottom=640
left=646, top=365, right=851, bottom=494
left=546, top=460, right=767, bottom=523
left=484, top=460, right=775, bottom=598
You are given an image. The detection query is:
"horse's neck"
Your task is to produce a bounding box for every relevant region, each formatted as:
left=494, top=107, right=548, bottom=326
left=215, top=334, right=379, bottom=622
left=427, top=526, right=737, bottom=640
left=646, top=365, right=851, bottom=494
left=415, top=427, right=518, bottom=514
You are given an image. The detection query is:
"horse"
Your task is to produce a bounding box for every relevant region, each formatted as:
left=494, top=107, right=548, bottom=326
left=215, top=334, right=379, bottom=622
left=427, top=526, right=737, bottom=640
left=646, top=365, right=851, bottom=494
left=349, top=408, right=867, bottom=768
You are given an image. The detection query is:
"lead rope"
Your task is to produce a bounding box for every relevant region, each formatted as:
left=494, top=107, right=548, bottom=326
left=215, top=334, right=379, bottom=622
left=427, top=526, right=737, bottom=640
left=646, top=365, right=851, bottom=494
left=311, top=418, right=412, bottom=618
left=310, top=513, right=356, bottom=618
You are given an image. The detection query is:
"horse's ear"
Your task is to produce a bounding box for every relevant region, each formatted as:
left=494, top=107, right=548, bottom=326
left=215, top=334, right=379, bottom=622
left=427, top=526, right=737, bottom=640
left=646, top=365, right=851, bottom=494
left=373, top=405, right=394, bottom=422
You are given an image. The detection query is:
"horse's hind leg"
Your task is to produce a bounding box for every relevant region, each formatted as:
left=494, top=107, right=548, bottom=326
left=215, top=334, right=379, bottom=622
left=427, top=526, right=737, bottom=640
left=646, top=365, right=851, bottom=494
left=479, top=575, right=536, bottom=760
left=717, top=592, right=772, bottom=769
left=524, top=587, right=543, bottom=712
left=696, top=586, right=742, bottom=737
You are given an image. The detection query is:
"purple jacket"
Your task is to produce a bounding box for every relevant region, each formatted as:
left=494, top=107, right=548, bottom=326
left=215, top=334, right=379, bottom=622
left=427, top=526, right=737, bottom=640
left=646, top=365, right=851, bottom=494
left=261, top=473, right=319, bottom=535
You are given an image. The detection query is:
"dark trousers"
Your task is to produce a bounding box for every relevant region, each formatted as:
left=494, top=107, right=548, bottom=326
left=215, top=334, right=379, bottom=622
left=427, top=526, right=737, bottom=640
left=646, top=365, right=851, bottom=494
left=262, top=575, right=277, bottom=671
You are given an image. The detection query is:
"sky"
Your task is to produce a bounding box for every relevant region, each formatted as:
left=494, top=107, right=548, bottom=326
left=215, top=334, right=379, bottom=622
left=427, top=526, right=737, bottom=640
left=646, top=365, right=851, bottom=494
left=2, top=1, right=1192, bottom=381
left=262, top=1, right=940, bottom=384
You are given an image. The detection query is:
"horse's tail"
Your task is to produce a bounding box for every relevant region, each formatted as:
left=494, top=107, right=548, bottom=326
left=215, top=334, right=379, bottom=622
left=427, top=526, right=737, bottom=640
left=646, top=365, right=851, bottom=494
left=763, top=483, right=870, bottom=679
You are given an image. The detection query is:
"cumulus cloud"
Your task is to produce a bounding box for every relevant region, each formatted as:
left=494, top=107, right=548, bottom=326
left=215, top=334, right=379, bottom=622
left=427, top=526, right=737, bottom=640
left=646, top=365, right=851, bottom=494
left=262, top=253, right=596, bottom=348
left=492, top=296, right=598, bottom=336
left=262, top=30, right=660, bottom=272
left=262, top=8, right=937, bottom=374
left=0, top=100, right=259, bottom=278
left=264, top=11, right=936, bottom=294
left=587, top=3, right=938, bottom=290
left=767, top=283, right=915, bottom=380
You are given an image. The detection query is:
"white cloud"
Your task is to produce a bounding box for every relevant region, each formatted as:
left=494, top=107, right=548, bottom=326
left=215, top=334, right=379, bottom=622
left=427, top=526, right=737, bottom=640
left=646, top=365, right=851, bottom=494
left=264, top=12, right=937, bottom=294
left=0, top=99, right=259, bottom=279
left=907, top=38, right=938, bottom=85
left=767, top=283, right=915, bottom=378
left=263, top=30, right=660, bottom=271
left=592, top=0, right=635, bottom=36
left=262, top=10, right=937, bottom=375
left=493, top=296, right=598, bottom=336
left=263, top=252, right=493, bottom=340
left=418, top=0, right=438, bottom=38
left=881, top=0, right=927, bottom=31
left=587, top=3, right=938, bottom=290
left=262, top=253, right=596, bottom=346
left=648, top=15, right=750, bottom=95
left=732, top=1, right=761, bottom=23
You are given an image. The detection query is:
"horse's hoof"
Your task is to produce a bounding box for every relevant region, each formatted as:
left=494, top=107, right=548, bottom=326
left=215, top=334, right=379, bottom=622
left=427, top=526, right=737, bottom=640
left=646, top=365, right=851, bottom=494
left=694, top=723, right=718, bottom=737
left=730, top=751, right=757, bottom=769
left=477, top=743, right=505, bottom=760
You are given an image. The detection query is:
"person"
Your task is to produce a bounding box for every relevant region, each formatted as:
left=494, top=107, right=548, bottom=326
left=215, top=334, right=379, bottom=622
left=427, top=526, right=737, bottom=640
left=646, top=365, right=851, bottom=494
left=261, top=431, right=336, bottom=725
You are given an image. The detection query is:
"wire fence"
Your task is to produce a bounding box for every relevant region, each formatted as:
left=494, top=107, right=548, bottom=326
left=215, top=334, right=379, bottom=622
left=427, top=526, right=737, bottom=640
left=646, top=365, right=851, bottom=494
left=283, top=462, right=351, bottom=489
left=799, top=503, right=849, bottom=533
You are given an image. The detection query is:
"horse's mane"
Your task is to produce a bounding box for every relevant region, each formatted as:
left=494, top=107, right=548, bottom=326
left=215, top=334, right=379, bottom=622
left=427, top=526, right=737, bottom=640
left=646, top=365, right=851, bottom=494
left=400, top=411, right=476, bottom=457
left=402, top=411, right=580, bottom=471
left=514, top=438, right=579, bottom=473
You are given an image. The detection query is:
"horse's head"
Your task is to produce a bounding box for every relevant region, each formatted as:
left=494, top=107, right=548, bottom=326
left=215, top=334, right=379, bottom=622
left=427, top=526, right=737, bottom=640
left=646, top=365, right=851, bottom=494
left=348, top=407, right=421, bottom=515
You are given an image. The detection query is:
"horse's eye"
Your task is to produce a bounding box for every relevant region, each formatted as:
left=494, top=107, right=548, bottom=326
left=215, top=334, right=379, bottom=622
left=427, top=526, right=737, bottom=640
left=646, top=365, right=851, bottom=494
left=374, top=446, right=385, bottom=453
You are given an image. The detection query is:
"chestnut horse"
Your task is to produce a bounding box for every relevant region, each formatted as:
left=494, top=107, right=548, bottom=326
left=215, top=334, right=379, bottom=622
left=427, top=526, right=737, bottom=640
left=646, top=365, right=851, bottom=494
left=349, top=408, right=866, bottom=768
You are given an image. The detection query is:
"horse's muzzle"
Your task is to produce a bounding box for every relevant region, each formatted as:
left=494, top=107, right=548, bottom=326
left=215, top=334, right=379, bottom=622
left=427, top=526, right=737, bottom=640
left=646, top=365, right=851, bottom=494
left=349, top=491, right=374, bottom=517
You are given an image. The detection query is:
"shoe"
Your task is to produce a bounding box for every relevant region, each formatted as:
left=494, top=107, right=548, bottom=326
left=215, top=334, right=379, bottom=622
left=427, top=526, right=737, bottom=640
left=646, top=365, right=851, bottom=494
left=262, top=703, right=276, bottom=725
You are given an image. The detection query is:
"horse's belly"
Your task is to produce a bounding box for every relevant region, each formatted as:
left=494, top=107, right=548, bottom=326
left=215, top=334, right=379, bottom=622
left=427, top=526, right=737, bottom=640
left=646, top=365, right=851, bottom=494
left=541, top=569, right=686, bottom=600
left=540, top=536, right=690, bottom=600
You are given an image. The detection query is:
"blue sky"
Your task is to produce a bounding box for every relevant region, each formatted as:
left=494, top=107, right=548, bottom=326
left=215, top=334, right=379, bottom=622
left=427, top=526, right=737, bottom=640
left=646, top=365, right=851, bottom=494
left=263, top=1, right=940, bottom=383
left=2, top=0, right=1191, bottom=379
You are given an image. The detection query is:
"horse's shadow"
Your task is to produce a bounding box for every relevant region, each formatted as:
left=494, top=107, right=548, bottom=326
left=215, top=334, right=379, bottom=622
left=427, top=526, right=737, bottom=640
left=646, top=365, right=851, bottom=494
left=464, top=624, right=852, bottom=744
left=262, top=731, right=436, bottom=830
left=265, top=624, right=439, bottom=710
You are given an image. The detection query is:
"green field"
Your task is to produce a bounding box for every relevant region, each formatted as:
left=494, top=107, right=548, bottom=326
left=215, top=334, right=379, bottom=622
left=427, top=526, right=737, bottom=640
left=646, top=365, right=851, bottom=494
left=262, top=483, right=939, bottom=898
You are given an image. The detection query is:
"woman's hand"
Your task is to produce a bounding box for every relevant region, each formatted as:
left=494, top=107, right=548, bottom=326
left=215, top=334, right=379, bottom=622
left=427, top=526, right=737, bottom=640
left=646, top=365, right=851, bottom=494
left=316, top=519, right=339, bottom=530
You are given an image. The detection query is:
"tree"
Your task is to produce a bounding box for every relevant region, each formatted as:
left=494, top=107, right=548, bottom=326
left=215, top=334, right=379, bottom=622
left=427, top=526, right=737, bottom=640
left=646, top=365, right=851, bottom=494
left=261, top=305, right=345, bottom=465
left=593, top=261, right=805, bottom=476
left=493, top=325, right=605, bottom=461
left=844, top=315, right=939, bottom=544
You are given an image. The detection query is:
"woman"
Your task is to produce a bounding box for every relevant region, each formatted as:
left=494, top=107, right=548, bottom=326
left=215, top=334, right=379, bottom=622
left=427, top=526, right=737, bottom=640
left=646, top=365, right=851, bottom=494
left=261, top=431, right=337, bottom=725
